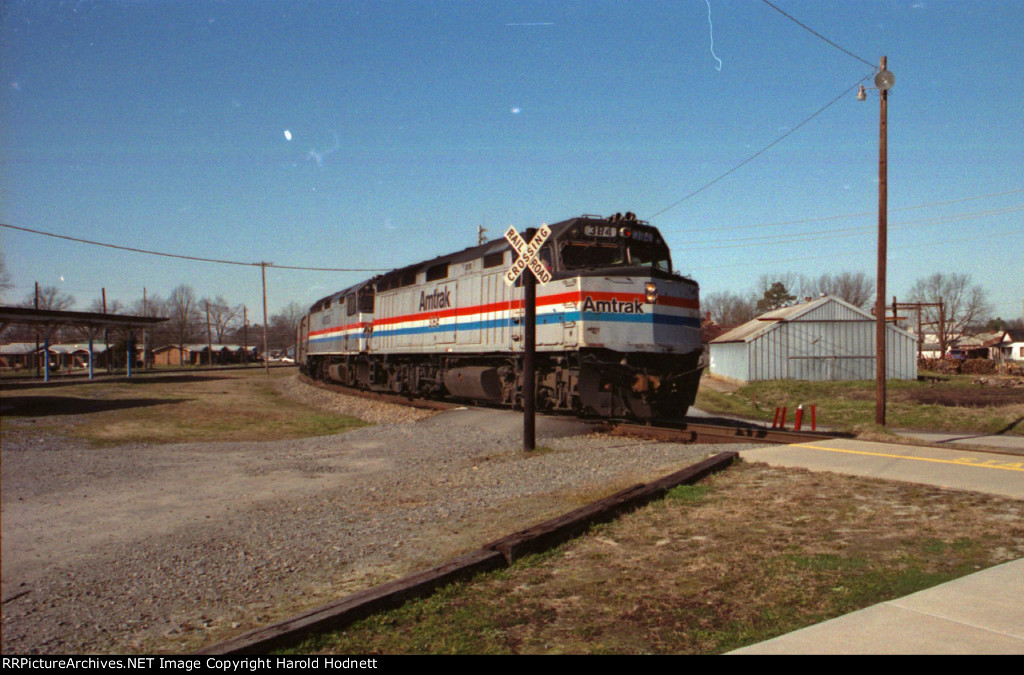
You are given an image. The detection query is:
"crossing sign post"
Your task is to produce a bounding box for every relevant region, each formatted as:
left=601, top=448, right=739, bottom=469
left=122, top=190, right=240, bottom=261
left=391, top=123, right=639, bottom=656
left=504, top=224, right=552, bottom=451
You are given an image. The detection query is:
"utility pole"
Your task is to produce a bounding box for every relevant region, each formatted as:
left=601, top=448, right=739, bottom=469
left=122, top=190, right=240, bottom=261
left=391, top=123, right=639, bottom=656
left=243, top=305, right=249, bottom=366
left=142, top=287, right=148, bottom=370
left=102, top=287, right=110, bottom=373
left=860, top=56, right=894, bottom=426
left=875, top=56, right=889, bottom=427
left=35, top=282, right=40, bottom=378
left=261, top=262, right=272, bottom=375
left=205, top=300, right=213, bottom=366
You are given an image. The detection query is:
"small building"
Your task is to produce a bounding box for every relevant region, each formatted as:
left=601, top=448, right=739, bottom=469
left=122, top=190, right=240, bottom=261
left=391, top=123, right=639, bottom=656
left=0, top=343, right=38, bottom=370
left=708, top=295, right=918, bottom=383
left=152, top=343, right=258, bottom=366
left=999, top=329, right=1024, bottom=363
left=948, top=332, right=1006, bottom=361
left=919, top=332, right=944, bottom=359
left=45, top=343, right=112, bottom=370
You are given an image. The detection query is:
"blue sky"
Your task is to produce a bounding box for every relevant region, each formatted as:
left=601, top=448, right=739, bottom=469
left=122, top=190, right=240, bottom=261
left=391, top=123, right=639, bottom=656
left=2, top=0, right=1021, bottom=322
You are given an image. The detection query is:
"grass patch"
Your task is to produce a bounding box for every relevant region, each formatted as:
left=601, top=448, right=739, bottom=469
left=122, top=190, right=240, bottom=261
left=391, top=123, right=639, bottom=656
left=281, top=462, right=1024, bottom=655
left=696, top=373, right=1024, bottom=436
left=664, top=483, right=710, bottom=503
left=0, top=370, right=368, bottom=445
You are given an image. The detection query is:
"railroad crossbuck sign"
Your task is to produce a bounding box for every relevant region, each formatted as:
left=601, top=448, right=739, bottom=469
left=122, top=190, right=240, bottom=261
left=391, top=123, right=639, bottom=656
left=504, top=224, right=553, bottom=286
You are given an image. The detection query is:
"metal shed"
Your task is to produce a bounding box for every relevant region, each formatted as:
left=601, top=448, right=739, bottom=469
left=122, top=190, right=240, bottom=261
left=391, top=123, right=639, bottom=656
left=708, top=296, right=917, bottom=382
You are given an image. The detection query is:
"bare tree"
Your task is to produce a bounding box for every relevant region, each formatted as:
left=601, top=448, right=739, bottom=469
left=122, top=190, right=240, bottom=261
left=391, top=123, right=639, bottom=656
left=130, top=293, right=166, bottom=319
left=0, top=254, right=14, bottom=305
left=908, top=273, right=992, bottom=355
left=203, top=295, right=242, bottom=343
left=130, top=293, right=167, bottom=368
left=703, top=290, right=758, bottom=325
left=20, top=285, right=75, bottom=311
left=166, top=284, right=201, bottom=359
left=87, top=297, right=125, bottom=315
left=13, top=285, right=75, bottom=343
left=811, top=271, right=875, bottom=309
left=269, top=301, right=307, bottom=351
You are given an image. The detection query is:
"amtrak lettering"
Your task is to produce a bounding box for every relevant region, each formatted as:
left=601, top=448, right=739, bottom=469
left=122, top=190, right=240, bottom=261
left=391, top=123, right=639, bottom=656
left=581, top=296, right=644, bottom=314
left=419, top=286, right=452, bottom=311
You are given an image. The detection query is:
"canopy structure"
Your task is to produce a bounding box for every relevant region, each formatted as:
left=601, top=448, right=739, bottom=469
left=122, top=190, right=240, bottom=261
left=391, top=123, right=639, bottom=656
left=0, top=305, right=167, bottom=333
left=0, top=305, right=167, bottom=381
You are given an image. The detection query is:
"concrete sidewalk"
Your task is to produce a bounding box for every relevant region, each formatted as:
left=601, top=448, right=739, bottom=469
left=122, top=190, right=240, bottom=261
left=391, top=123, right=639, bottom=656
left=729, top=558, right=1024, bottom=654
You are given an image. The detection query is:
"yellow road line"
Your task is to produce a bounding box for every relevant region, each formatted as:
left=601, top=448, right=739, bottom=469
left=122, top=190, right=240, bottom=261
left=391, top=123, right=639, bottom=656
left=791, top=443, right=1024, bottom=473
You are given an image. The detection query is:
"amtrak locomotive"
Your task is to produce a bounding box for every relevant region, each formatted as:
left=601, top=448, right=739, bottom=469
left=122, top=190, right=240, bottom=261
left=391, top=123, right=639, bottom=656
left=297, top=213, right=703, bottom=420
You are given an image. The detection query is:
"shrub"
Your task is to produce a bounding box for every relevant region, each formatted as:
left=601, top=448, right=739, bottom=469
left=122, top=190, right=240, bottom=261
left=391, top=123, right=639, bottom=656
left=961, top=358, right=996, bottom=374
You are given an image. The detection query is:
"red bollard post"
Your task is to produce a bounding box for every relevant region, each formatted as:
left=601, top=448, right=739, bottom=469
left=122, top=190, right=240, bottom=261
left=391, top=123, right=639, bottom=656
left=779, top=406, right=787, bottom=429
left=794, top=404, right=804, bottom=431
left=771, top=407, right=781, bottom=428
left=811, top=405, right=817, bottom=431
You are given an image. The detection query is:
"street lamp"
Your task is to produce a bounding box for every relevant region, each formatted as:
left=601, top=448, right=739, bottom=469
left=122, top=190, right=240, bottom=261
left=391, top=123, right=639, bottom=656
left=859, top=57, right=894, bottom=426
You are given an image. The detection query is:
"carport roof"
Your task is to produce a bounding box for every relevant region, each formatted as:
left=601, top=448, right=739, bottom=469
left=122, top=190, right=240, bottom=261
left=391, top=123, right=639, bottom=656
left=0, top=305, right=167, bottom=332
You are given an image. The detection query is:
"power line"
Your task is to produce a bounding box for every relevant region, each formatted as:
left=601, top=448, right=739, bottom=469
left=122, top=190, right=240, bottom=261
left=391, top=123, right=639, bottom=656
left=661, top=187, right=1024, bottom=235
left=685, top=219, right=1024, bottom=273
left=760, top=0, right=876, bottom=68
left=0, top=222, right=389, bottom=273
left=646, top=75, right=872, bottom=220
left=647, top=1, right=881, bottom=222
left=5, top=188, right=1021, bottom=270
left=682, top=204, right=1024, bottom=249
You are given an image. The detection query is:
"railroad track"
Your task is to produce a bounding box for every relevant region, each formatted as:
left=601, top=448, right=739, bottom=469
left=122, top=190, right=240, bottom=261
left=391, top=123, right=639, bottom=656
left=298, top=375, right=460, bottom=412
left=603, top=419, right=844, bottom=446
left=301, top=374, right=840, bottom=446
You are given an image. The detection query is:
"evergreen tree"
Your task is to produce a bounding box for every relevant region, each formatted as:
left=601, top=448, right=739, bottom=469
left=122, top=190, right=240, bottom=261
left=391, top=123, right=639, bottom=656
left=756, top=282, right=796, bottom=313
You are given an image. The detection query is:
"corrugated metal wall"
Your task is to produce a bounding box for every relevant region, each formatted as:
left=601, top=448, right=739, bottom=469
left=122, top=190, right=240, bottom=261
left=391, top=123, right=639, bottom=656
left=710, top=298, right=918, bottom=382
left=708, top=341, right=749, bottom=381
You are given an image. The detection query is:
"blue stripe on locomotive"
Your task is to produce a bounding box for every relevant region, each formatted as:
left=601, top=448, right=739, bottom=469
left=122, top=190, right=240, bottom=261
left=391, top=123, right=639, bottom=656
left=370, top=311, right=699, bottom=339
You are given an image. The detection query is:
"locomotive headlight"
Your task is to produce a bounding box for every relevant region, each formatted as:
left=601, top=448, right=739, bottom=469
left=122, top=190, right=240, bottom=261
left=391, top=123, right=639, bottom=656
left=645, top=282, right=657, bottom=303
left=619, top=226, right=632, bottom=239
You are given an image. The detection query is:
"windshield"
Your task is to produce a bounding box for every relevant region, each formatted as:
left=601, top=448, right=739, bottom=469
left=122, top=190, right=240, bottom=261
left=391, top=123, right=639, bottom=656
left=559, top=241, right=672, bottom=272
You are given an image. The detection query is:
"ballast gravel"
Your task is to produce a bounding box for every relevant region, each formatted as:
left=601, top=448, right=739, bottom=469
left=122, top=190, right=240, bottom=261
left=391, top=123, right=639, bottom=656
left=1, top=376, right=756, bottom=654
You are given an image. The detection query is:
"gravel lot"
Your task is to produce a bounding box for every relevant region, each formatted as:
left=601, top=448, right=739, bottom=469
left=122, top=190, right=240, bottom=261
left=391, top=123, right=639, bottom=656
left=1, top=375, right=749, bottom=654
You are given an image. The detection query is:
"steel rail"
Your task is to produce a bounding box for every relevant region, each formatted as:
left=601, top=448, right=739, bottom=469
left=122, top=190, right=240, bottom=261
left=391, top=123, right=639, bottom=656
left=300, top=375, right=844, bottom=444
left=602, top=420, right=845, bottom=446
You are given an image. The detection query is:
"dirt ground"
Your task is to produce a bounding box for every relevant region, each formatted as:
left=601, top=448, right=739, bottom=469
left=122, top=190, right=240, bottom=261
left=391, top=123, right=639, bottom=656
left=0, top=376, right=726, bottom=654
left=307, top=460, right=1024, bottom=655
left=904, top=382, right=1024, bottom=407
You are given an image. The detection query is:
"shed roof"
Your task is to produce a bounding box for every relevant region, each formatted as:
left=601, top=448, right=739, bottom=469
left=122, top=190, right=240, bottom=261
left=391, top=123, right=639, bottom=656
left=46, top=343, right=110, bottom=354
left=0, top=342, right=37, bottom=355
left=0, top=306, right=167, bottom=331
left=710, top=295, right=903, bottom=344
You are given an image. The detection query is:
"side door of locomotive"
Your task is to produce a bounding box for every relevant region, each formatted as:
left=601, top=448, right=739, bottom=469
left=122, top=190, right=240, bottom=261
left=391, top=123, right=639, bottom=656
left=455, top=260, right=481, bottom=346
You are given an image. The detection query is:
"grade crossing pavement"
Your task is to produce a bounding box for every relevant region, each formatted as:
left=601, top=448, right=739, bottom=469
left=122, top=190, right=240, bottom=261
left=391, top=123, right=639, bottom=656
left=739, top=437, right=1024, bottom=499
